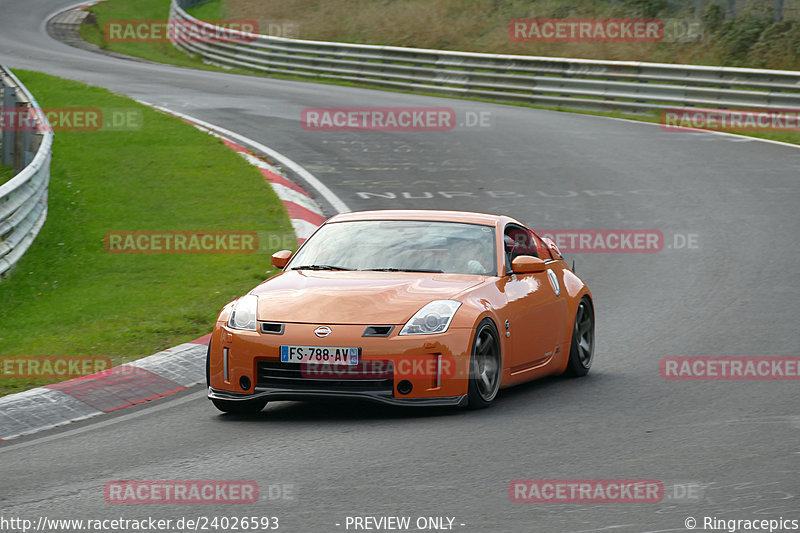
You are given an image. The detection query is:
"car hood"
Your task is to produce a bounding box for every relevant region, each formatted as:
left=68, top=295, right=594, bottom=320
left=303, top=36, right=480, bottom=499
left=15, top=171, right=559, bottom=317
left=251, top=270, right=484, bottom=324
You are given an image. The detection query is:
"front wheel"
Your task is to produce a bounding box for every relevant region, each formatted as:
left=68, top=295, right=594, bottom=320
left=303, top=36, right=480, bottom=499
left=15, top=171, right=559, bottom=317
left=211, top=398, right=268, bottom=414
left=564, top=297, right=594, bottom=377
left=467, top=319, right=502, bottom=409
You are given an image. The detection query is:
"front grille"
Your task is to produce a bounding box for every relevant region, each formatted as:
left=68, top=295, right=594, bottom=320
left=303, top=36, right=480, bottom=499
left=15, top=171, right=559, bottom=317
left=256, top=361, right=394, bottom=393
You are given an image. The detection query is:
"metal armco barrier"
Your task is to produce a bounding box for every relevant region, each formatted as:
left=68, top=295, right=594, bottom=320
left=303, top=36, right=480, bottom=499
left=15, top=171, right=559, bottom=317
left=0, top=66, right=53, bottom=278
left=170, top=0, right=800, bottom=113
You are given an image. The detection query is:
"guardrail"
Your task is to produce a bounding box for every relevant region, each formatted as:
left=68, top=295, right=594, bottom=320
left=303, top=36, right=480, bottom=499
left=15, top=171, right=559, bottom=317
left=170, top=0, right=800, bottom=113
left=0, top=66, right=53, bottom=278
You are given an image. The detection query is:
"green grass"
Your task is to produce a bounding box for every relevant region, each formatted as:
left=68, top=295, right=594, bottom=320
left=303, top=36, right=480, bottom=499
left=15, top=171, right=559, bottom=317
left=79, top=0, right=227, bottom=70
left=0, top=70, right=293, bottom=396
left=77, top=0, right=800, bottom=147
left=0, top=164, right=14, bottom=185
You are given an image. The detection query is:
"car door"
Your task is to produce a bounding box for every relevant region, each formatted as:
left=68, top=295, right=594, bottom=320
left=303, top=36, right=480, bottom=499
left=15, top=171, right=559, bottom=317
left=501, top=224, right=568, bottom=372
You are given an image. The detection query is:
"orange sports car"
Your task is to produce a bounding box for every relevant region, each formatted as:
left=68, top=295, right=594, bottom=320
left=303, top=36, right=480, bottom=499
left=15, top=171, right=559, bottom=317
left=207, top=210, right=594, bottom=413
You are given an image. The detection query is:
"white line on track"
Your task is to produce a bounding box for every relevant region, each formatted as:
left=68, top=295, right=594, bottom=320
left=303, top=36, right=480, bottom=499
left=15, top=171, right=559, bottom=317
left=590, top=114, right=800, bottom=150
left=0, top=390, right=205, bottom=453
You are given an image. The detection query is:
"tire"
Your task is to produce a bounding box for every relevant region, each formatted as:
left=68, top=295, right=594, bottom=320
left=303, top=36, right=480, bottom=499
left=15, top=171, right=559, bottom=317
left=564, top=297, right=594, bottom=377
left=467, top=319, right=502, bottom=409
left=211, top=398, right=268, bottom=414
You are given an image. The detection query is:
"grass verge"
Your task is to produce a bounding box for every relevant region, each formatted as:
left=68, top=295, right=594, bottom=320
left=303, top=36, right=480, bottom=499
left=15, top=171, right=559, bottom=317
left=0, top=70, right=293, bottom=396
left=0, top=164, right=14, bottom=185
left=79, top=0, right=225, bottom=70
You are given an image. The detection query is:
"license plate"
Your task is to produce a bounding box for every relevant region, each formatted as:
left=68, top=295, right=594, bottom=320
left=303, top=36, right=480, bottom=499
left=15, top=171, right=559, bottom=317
left=280, top=345, right=359, bottom=365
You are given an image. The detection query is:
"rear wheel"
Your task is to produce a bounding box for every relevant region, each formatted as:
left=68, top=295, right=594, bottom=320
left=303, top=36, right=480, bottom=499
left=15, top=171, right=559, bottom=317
left=467, top=319, right=502, bottom=409
left=211, top=398, right=268, bottom=414
left=564, top=297, right=594, bottom=377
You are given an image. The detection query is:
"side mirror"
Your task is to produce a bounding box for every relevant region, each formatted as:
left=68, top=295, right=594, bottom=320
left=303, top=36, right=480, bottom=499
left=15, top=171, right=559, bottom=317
left=271, top=250, right=293, bottom=269
left=511, top=255, right=547, bottom=274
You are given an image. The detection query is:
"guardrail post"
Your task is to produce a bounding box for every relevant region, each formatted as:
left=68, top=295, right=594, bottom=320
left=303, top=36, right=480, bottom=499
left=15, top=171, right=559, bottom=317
left=22, top=129, right=33, bottom=168
left=13, top=104, right=25, bottom=171
left=1, top=86, right=16, bottom=166
left=774, top=0, right=784, bottom=22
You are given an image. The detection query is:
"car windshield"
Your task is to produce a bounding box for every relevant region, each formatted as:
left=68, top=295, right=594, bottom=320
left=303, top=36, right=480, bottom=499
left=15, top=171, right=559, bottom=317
left=287, top=219, right=497, bottom=276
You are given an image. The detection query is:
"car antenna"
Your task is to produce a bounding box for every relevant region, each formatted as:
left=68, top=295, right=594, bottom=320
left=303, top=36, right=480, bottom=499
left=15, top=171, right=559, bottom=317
left=572, top=259, right=576, bottom=273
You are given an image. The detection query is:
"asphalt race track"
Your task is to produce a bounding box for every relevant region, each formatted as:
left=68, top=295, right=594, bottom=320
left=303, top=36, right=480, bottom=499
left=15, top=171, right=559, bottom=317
left=0, top=1, right=798, bottom=531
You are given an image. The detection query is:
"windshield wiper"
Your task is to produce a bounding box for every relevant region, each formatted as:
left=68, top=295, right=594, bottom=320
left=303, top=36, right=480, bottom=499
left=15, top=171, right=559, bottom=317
left=290, top=264, right=354, bottom=271
left=362, top=268, right=444, bottom=273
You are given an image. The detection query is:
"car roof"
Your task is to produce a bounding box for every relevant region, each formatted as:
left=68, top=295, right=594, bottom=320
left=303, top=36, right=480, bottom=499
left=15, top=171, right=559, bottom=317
left=326, top=209, right=519, bottom=227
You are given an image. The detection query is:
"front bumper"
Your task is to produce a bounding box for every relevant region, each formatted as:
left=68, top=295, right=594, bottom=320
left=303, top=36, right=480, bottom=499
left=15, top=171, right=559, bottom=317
left=208, top=386, right=468, bottom=407
left=209, top=322, right=475, bottom=403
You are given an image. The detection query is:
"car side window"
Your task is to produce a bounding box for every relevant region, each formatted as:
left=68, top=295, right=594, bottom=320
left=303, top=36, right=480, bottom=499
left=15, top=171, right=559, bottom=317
left=504, top=225, right=538, bottom=270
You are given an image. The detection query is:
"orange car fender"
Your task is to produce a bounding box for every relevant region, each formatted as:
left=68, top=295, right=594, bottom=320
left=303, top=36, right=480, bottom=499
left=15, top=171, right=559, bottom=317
left=450, top=286, right=510, bottom=371
left=562, top=267, right=587, bottom=298
left=554, top=269, right=593, bottom=374
left=208, top=300, right=238, bottom=386
left=207, top=322, right=225, bottom=388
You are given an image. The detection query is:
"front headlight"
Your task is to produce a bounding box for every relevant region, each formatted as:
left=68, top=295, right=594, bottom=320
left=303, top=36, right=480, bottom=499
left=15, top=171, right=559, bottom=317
left=228, top=294, right=258, bottom=331
left=399, top=300, right=461, bottom=336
